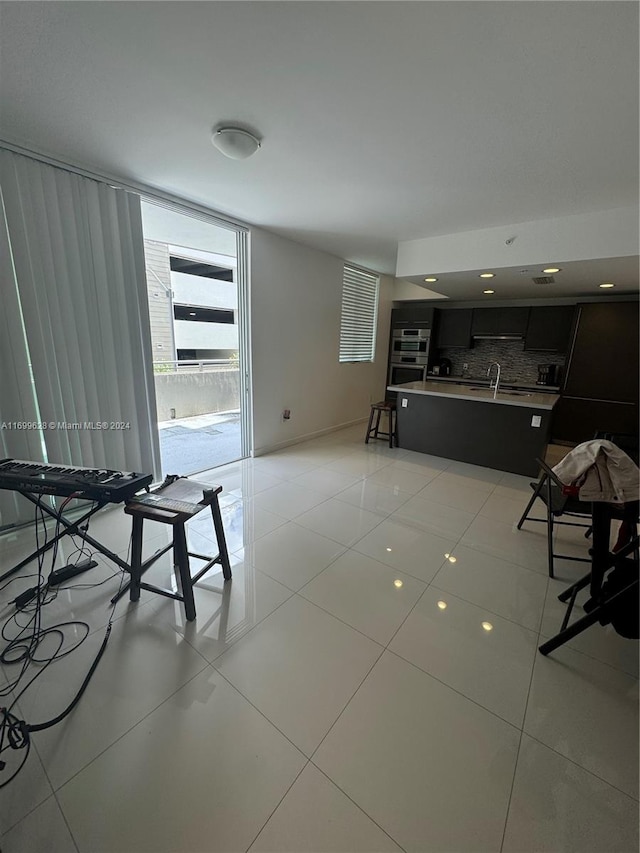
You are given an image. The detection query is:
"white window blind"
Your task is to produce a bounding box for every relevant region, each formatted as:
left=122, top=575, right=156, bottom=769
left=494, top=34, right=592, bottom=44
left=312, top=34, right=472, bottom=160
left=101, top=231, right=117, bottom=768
left=339, top=265, right=379, bottom=363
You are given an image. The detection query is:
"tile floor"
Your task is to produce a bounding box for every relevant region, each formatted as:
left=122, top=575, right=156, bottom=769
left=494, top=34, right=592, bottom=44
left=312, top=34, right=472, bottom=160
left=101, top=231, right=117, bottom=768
left=0, top=424, right=638, bottom=852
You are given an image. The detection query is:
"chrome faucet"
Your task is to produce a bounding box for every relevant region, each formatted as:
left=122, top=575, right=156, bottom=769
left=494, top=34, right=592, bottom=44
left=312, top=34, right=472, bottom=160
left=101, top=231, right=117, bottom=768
left=487, top=362, right=501, bottom=398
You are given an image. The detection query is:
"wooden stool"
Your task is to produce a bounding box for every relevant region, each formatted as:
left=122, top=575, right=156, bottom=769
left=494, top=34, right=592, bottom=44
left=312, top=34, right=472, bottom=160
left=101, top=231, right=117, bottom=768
left=113, top=476, right=232, bottom=621
left=365, top=400, right=397, bottom=449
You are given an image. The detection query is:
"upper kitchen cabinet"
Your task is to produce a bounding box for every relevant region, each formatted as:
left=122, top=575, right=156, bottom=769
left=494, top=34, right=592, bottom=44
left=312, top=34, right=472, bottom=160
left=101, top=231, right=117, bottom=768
left=434, top=309, right=473, bottom=348
left=471, top=307, right=530, bottom=337
left=524, top=306, right=575, bottom=352
left=391, top=303, right=434, bottom=328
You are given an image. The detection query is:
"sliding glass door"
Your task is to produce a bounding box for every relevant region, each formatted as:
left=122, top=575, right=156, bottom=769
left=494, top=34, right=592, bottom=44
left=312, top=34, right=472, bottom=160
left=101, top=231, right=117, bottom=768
left=140, top=201, right=250, bottom=476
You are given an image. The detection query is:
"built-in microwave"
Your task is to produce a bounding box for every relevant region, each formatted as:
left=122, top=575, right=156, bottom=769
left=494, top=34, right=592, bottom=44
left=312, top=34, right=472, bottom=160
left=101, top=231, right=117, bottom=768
left=392, top=328, right=431, bottom=355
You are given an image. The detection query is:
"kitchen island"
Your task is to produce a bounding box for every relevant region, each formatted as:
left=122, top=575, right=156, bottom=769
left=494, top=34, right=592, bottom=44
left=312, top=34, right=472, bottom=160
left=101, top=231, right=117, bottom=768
left=387, top=380, right=560, bottom=476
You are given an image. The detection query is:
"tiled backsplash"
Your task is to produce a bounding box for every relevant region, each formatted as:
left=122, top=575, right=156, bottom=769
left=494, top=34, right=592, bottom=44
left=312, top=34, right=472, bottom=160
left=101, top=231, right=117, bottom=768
left=437, top=340, right=566, bottom=385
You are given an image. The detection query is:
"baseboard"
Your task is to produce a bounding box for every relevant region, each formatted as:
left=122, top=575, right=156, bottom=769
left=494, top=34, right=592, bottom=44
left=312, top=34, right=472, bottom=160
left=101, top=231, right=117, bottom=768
left=253, top=418, right=367, bottom=457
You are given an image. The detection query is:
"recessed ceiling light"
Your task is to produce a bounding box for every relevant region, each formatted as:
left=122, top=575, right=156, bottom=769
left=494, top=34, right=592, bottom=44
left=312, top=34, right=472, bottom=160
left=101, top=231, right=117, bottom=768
left=481, top=621, right=494, bottom=632
left=424, top=277, right=438, bottom=283
left=437, top=600, right=447, bottom=610
left=483, top=289, right=495, bottom=294
left=479, top=272, right=495, bottom=279
left=543, top=267, right=561, bottom=274
left=448, top=555, right=457, bottom=563
left=599, top=283, right=615, bottom=288
left=394, top=579, right=404, bottom=588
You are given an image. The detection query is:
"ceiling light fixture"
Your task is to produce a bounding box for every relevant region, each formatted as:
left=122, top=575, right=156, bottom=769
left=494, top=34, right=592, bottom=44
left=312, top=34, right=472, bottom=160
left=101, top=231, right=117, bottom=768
left=424, top=277, right=438, bottom=283
left=211, top=126, right=261, bottom=160
left=543, top=267, right=561, bottom=274
left=483, top=289, right=495, bottom=294
left=479, top=272, right=495, bottom=279
left=599, top=282, right=615, bottom=288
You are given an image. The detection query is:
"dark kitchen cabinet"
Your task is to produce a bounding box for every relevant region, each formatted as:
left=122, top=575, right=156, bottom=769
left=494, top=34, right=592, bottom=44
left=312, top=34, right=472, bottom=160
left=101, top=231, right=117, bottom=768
left=392, top=303, right=434, bottom=328
left=525, top=306, right=575, bottom=351
left=471, top=307, right=529, bottom=336
left=564, top=301, right=639, bottom=403
left=435, top=309, right=473, bottom=348
left=552, top=300, right=639, bottom=443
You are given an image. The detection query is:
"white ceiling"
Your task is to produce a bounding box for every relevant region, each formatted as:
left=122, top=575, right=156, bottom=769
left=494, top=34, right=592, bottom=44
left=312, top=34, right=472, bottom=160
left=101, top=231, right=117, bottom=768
left=0, top=2, right=638, bottom=288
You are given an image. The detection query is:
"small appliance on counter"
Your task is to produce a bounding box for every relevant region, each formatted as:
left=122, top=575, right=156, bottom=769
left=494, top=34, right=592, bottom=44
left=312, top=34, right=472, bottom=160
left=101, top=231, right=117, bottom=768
left=537, top=364, right=561, bottom=386
left=432, top=358, right=452, bottom=377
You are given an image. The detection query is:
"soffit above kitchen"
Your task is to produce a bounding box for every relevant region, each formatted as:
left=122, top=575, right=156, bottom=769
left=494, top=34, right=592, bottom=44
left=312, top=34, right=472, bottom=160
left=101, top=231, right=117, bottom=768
left=0, top=2, right=638, bottom=277
left=399, top=256, right=639, bottom=302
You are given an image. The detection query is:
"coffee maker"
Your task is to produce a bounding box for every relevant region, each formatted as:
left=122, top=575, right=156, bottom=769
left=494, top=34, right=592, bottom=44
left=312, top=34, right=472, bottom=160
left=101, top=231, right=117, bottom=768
left=537, top=364, right=560, bottom=386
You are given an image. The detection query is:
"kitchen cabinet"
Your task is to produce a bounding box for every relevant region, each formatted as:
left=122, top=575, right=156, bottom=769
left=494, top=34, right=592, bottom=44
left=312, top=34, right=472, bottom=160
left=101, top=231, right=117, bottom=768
left=471, top=307, right=529, bottom=336
left=434, top=309, right=473, bottom=348
left=552, top=300, right=639, bottom=443
left=564, top=301, right=638, bottom=402
left=391, top=304, right=434, bottom=328
left=524, top=306, right=575, bottom=351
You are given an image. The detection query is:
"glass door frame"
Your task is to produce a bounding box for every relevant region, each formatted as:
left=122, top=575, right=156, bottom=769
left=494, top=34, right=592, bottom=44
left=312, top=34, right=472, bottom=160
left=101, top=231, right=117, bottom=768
left=140, top=195, right=252, bottom=468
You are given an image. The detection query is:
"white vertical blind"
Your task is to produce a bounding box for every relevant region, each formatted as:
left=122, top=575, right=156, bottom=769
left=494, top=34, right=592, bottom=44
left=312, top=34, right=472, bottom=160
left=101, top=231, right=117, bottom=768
left=338, top=265, right=379, bottom=363
left=0, top=150, right=161, bottom=499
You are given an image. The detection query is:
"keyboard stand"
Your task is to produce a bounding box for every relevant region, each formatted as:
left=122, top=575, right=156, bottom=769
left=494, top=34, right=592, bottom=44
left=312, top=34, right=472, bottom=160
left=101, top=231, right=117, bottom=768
left=0, top=491, right=134, bottom=584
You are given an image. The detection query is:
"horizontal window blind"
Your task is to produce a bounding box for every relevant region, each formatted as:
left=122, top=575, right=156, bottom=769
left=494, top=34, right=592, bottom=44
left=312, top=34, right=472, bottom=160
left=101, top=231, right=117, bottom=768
left=339, top=266, right=379, bottom=363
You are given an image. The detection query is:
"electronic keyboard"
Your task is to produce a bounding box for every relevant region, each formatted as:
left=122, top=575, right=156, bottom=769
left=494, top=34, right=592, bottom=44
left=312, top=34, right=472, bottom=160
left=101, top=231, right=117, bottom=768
left=0, top=458, right=153, bottom=502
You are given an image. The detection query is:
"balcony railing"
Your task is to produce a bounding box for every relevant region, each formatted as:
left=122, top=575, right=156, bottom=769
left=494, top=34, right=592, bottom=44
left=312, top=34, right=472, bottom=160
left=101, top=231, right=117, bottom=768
left=153, top=358, right=237, bottom=374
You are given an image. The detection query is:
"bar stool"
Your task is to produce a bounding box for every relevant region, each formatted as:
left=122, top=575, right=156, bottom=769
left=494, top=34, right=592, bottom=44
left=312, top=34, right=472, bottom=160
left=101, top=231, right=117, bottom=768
left=365, top=400, right=397, bottom=449
left=112, top=476, right=232, bottom=621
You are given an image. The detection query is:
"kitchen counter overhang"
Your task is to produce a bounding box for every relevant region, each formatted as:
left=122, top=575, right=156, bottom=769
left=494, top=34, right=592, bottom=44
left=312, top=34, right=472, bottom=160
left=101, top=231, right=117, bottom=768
left=387, top=380, right=559, bottom=410
left=387, top=381, right=560, bottom=476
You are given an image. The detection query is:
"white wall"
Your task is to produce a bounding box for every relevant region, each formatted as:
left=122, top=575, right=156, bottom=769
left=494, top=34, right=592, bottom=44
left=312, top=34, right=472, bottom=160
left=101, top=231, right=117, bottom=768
left=171, top=271, right=237, bottom=310
left=250, top=228, right=392, bottom=454
left=174, top=319, right=238, bottom=350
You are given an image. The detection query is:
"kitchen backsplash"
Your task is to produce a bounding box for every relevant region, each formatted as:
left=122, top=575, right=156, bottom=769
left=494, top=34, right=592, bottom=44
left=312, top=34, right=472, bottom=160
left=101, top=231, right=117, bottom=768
left=437, top=340, right=566, bottom=385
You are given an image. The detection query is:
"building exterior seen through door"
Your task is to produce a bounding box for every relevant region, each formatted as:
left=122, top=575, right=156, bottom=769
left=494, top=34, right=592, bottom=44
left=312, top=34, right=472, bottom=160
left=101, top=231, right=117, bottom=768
left=141, top=201, right=249, bottom=476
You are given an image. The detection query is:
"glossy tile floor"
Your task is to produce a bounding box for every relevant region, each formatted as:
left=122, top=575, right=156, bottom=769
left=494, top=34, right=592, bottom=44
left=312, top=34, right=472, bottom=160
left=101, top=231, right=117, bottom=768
left=1, top=424, right=638, bottom=852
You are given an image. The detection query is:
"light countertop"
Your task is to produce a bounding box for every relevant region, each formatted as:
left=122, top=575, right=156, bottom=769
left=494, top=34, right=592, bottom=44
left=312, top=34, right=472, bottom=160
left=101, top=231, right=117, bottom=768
left=424, top=374, right=560, bottom=392
left=388, top=380, right=560, bottom=410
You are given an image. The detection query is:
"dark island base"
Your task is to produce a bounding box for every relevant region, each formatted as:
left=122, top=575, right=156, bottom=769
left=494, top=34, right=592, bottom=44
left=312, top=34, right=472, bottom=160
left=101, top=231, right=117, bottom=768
left=396, top=392, right=553, bottom=477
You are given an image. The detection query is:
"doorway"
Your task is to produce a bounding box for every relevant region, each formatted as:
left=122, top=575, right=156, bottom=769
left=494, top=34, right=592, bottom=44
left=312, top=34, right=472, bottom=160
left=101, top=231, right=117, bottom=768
left=140, top=201, right=250, bottom=476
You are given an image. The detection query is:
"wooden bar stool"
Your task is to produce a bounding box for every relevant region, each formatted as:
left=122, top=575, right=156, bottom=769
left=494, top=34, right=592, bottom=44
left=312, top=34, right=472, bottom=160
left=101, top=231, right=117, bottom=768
left=112, top=476, right=232, bottom=621
left=365, top=400, right=397, bottom=449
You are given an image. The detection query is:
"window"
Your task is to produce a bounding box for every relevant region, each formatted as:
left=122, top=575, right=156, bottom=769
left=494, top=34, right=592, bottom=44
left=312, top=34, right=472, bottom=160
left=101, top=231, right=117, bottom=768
left=169, top=256, right=234, bottom=281
left=173, top=305, right=234, bottom=323
left=339, top=265, right=379, bottom=363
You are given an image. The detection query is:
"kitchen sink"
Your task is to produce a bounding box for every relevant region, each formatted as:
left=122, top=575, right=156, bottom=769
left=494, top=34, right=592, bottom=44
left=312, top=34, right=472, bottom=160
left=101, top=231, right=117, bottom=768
left=463, top=386, right=532, bottom=397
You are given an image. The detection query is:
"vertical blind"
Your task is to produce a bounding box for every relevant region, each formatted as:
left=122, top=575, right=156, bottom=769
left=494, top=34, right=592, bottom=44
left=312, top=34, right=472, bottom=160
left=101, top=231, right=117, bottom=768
left=338, top=265, right=380, bottom=363
left=0, top=150, right=161, bottom=528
